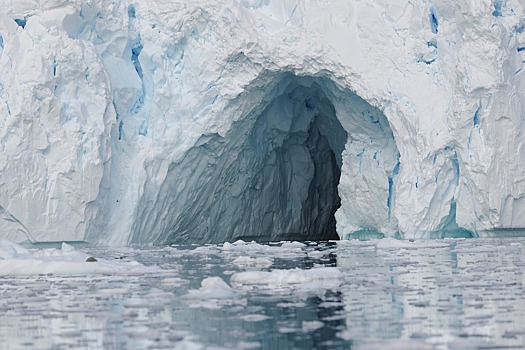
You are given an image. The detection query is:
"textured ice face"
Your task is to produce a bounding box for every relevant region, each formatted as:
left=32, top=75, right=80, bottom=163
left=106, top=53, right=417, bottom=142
left=125, top=74, right=351, bottom=244
left=122, top=74, right=401, bottom=244
left=0, top=0, right=524, bottom=244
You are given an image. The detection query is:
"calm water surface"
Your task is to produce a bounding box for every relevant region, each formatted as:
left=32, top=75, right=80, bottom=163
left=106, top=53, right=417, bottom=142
left=1, top=238, right=524, bottom=349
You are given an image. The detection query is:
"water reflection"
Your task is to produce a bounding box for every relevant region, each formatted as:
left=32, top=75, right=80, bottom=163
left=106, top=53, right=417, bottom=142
left=337, top=239, right=525, bottom=348
left=0, top=238, right=524, bottom=349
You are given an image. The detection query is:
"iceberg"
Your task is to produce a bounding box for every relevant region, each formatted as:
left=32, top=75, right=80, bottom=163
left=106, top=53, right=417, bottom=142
left=0, top=0, right=524, bottom=245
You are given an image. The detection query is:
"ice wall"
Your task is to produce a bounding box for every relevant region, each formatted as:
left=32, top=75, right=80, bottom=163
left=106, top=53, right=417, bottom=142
left=0, top=0, right=524, bottom=245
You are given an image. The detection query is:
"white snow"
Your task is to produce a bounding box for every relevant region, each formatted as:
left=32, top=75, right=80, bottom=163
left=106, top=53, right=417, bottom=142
left=0, top=0, right=524, bottom=244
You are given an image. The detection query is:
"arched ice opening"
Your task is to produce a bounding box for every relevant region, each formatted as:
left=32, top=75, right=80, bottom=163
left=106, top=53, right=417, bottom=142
left=130, top=73, right=400, bottom=245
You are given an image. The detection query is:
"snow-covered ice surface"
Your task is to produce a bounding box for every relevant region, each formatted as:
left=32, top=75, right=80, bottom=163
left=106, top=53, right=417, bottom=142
left=1, top=238, right=525, bottom=349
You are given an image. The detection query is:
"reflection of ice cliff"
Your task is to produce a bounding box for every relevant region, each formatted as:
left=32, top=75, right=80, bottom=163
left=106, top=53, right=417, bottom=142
left=1, top=0, right=525, bottom=244
left=337, top=239, right=525, bottom=347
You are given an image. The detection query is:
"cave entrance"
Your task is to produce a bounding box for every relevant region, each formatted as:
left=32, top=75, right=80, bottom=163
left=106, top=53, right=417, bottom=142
left=139, top=74, right=354, bottom=245
left=165, top=74, right=348, bottom=243
left=130, top=72, right=402, bottom=245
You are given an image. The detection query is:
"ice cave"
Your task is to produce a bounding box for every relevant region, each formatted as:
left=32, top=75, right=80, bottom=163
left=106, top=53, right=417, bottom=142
left=2, top=0, right=524, bottom=245
left=126, top=73, right=400, bottom=245
left=2, top=1, right=525, bottom=348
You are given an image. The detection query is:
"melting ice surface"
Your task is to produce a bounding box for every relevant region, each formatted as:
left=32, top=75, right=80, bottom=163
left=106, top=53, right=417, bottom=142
left=1, top=238, right=525, bottom=349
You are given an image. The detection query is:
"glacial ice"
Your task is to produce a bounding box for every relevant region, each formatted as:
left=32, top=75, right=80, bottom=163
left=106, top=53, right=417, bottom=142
left=0, top=0, right=524, bottom=244
left=0, top=239, right=158, bottom=275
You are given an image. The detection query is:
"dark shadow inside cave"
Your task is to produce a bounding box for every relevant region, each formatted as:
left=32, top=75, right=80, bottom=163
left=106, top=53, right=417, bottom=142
left=235, top=108, right=345, bottom=242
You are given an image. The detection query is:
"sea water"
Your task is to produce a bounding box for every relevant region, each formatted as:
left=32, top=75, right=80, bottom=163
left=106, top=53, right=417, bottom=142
left=0, top=238, right=524, bottom=349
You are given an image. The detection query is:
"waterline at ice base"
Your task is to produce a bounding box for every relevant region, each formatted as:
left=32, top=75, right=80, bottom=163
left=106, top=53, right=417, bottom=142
left=1, top=0, right=525, bottom=245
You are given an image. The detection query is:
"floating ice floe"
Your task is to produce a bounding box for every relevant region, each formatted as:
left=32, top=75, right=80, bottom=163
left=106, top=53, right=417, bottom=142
left=232, top=256, right=274, bottom=269
left=221, top=240, right=306, bottom=259
left=185, top=265, right=343, bottom=309
left=373, top=238, right=451, bottom=250
left=184, top=276, right=247, bottom=309
left=230, top=266, right=343, bottom=292
left=0, top=239, right=160, bottom=276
